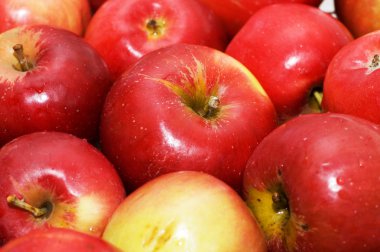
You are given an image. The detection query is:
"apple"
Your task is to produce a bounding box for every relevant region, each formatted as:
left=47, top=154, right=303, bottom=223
left=0, top=131, right=126, bottom=245
left=226, top=3, right=353, bottom=122
left=1, top=228, right=120, bottom=252
left=243, top=113, right=380, bottom=251
left=0, top=0, right=91, bottom=36
left=89, top=0, right=107, bottom=11
left=100, top=43, right=278, bottom=192
left=196, top=0, right=323, bottom=37
left=335, top=0, right=380, bottom=38
left=84, top=0, right=228, bottom=81
left=322, top=30, right=380, bottom=125
left=102, top=171, right=267, bottom=252
left=0, top=25, right=112, bottom=147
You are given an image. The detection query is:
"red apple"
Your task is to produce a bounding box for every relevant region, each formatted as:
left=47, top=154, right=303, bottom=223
left=102, top=171, right=266, bottom=251
left=0, top=131, right=126, bottom=245
left=0, top=25, right=112, bottom=147
left=226, top=3, right=352, bottom=121
left=335, top=0, right=380, bottom=38
left=1, top=228, right=120, bottom=252
left=0, top=0, right=91, bottom=36
left=100, top=43, right=277, bottom=192
left=243, top=113, right=380, bottom=251
left=322, top=30, right=380, bottom=125
left=197, top=0, right=323, bottom=37
left=84, top=0, right=228, bottom=81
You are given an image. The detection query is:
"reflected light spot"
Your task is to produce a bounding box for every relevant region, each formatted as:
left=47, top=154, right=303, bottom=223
left=328, top=176, right=342, bottom=193
left=26, top=92, right=49, bottom=104
left=160, top=122, right=181, bottom=149
left=284, top=55, right=300, bottom=69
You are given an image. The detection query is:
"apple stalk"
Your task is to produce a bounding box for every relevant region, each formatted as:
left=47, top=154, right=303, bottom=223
left=13, top=44, right=33, bottom=71
left=7, top=195, right=51, bottom=218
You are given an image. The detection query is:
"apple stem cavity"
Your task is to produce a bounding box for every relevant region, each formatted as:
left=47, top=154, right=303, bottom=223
left=13, top=44, right=33, bottom=72
left=369, top=54, right=380, bottom=71
left=203, top=96, right=220, bottom=118
left=6, top=195, right=49, bottom=218
left=146, top=18, right=166, bottom=39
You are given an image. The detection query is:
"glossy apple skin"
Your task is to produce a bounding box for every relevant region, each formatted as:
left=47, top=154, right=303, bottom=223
left=103, top=171, right=266, bottom=252
left=100, top=43, right=277, bottom=192
left=243, top=113, right=380, bottom=251
left=1, top=228, right=120, bottom=252
left=0, top=25, right=112, bottom=146
left=197, top=0, right=322, bottom=37
left=84, top=0, right=228, bottom=81
left=0, top=0, right=91, bottom=36
left=0, top=131, right=126, bottom=245
left=226, top=4, right=353, bottom=121
left=335, top=0, right=380, bottom=38
left=322, top=31, right=380, bottom=125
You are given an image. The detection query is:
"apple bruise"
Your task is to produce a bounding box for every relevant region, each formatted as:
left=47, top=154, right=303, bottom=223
left=245, top=170, right=309, bottom=251
left=145, top=18, right=167, bottom=40
left=147, top=58, right=222, bottom=121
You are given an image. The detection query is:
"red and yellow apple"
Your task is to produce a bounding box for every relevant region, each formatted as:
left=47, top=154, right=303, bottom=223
left=0, top=25, right=112, bottom=146
left=100, top=43, right=277, bottom=192
left=84, top=0, right=228, bottom=81
left=0, top=131, right=126, bottom=244
left=0, top=0, right=91, bottom=36
left=1, top=228, right=120, bottom=252
left=226, top=3, right=352, bottom=121
left=243, top=113, right=380, bottom=251
left=103, top=171, right=267, bottom=252
left=335, top=0, right=380, bottom=38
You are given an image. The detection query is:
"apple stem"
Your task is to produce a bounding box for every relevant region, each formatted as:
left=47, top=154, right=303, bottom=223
left=203, top=96, right=220, bottom=118
left=7, top=195, right=48, bottom=218
left=272, top=192, right=288, bottom=212
left=13, top=44, right=32, bottom=72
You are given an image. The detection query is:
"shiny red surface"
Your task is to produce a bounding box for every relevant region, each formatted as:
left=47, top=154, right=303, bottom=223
left=84, top=0, right=228, bottom=81
left=1, top=228, right=120, bottom=252
left=322, top=31, right=380, bottom=125
left=244, top=113, right=380, bottom=251
left=0, top=25, right=112, bottom=146
left=226, top=4, right=352, bottom=120
left=100, top=44, right=277, bottom=192
left=0, top=132, right=125, bottom=244
left=198, top=0, right=322, bottom=36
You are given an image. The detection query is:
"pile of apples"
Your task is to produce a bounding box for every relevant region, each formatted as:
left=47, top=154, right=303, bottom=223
left=0, top=0, right=380, bottom=251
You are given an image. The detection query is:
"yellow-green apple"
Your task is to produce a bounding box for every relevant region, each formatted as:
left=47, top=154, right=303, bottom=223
left=0, top=0, right=91, bottom=36
left=100, top=43, right=277, bottom=192
left=84, top=0, right=228, bottom=81
left=102, top=171, right=267, bottom=252
left=243, top=113, right=380, bottom=251
left=1, top=228, right=121, bottom=252
left=335, top=0, right=380, bottom=38
left=196, top=0, right=322, bottom=37
left=0, top=25, right=112, bottom=146
left=0, top=131, right=126, bottom=245
left=226, top=3, right=352, bottom=122
left=322, top=30, right=380, bottom=125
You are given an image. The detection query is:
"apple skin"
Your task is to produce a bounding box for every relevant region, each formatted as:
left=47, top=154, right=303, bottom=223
left=335, top=0, right=380, bottom=38
left=243, top=113, right=380, bottom=251
left=84, top=0, right=228, bottom=81
left=226, top=3, right=353, bottom=121
left=322, top=30, right=380, bottom=125
left=0, top=131, right=126, bottom=245
left=0, top=25, right=112, bottom=147
left=197, top=0, right=322, bottom=37
left=102, top=171, right=267, bottom=252
left=0, top=0, right=91, bottom=36
left=100, top=43, right=278, bottom=192
left=1, top=228, right=121, bottom=252
left=89, top=0, right=107, bottom=11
